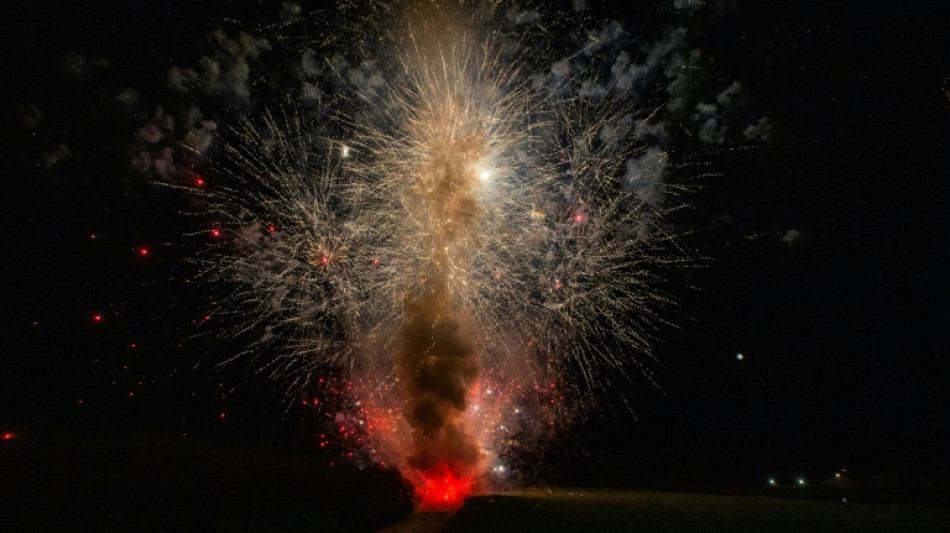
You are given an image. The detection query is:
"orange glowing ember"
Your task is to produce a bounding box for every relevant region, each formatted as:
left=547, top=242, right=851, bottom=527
left=415, top=464, right=475, bottom=511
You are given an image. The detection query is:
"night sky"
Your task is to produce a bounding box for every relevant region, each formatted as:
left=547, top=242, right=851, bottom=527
left=2, top=0, right=948, bottom=490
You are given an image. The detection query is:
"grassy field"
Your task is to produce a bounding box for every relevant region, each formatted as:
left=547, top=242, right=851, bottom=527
left=441, top=488, right=950, bottom=533
left=0, top=431, right=412, bottom=532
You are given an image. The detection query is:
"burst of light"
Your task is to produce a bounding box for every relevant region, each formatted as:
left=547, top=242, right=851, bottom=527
left=159, top=0, right=709, bottom=507
left=768, top=478, right=776, bottom=486
left=797, top=478, right=806, bottom=486
left=138, top=247, right=149, bottom=256
left=415, top=465, right=475, bottom=511
left=92, top=314, right=102, bottom=322
left=736, top=352, right=744, bottom=361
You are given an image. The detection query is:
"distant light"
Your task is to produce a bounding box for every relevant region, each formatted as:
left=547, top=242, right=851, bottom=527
left=736, top=353, right=744, bottom=361
left=797, top=478, right=805, bottom=486
left=835, top=472, right=841, bottom=479
left=341, top=145, right=351, bottom=158
left=2, top=432, right=15, bottom=441
left=138, top=247, right=149, bottom=256
left=93, top=314, right=103, bottom=322
left=219, top=412, right=227, bottom=419
left=479, top=169, right=491, bottom=183
left=211, top=228, right=222, bottom=238
left=768, top=478, right=776, bottom=486
left=195, top=177, right=205, bottom=187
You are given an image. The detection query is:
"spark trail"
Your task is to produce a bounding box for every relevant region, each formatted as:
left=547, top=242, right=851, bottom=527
left=168, top=0, right=712, bottom=510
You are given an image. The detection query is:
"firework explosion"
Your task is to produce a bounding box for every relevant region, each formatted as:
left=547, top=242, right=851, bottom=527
left=128, top=0, right=760, bottom=510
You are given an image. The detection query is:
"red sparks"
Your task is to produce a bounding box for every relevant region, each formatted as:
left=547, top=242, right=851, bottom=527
left=415, top=465, right=475, bottom=511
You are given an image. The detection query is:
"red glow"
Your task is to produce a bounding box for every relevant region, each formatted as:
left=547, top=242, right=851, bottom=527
left=219, top=412, right=226, bottom=419
left=415, top=465, right=475, bottom=511
left=267, top=224, right=276, bottom=232
left=92, top=314, right=103, bottom=322
left=195, top=177, right=205, bottom=187
left=210, top=228, right=222, bottom=238
left=139, top=247, right=149, bottom=256
left=2, top=432, right=15, bottom=441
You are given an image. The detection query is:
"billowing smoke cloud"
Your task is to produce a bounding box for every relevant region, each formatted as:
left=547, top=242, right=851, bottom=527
left=386, top=8, right=495, bottom=499
left=396, top=291, right=482, bottom=476
left=674, top=0, right=705, bottom=11
left=744, top=116, right=773, bottom=141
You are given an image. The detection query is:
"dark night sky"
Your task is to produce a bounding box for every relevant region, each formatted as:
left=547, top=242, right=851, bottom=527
left=2, top=0, right=948, bottom=488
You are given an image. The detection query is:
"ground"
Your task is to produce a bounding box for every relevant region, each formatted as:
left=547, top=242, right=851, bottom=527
left=392, top=488, right=950, bottom=533
left=3, top=433, right=948, bottom=532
